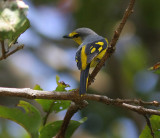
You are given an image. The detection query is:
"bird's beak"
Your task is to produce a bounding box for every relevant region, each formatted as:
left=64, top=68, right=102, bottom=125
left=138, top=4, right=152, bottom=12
left=63, top=35, right=72, bottom=39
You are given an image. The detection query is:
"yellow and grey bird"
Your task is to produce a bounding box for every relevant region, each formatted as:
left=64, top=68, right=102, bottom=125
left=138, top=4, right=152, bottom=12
left=63, top=28, right=108, bottom=95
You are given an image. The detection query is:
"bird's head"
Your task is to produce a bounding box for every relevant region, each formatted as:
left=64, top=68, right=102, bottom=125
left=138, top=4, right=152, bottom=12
left=63, top=27, right=97, bottom=45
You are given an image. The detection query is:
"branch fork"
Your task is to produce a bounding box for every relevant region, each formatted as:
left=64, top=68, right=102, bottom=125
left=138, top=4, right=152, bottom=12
left=0, top=40, right=24, bottom=61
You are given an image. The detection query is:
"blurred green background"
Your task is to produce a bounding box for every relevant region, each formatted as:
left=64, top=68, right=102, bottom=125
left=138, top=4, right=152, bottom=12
left=0, top=0, right=160, bottom=138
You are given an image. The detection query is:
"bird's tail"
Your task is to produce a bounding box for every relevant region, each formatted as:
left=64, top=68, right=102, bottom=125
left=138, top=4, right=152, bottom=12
left=79, top=65, right=90, bottom=95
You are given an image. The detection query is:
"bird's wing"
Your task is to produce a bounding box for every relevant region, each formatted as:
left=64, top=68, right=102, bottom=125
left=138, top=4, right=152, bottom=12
left=75, top=48, right=82, bottom=70
left=85, top=39, right=108, bottom=63
left=75, top=39, right=108, bottom=70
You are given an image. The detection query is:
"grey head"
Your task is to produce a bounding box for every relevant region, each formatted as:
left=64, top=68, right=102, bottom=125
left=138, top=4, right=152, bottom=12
left=73, top=27, right=98, bottom=41
left=74, top=28, right=104, bottom=51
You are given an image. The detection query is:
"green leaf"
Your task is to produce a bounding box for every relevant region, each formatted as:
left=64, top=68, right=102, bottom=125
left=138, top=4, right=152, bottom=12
left=154, top=69, right=160, bottom=75
left=140, top=115, right=160, bottom=138
left=40, top=117, right=87, bottom=138
left=55, top=75, right=70, bottom=91
left=50, top=100, right=70, bottom=113
left=37, top=99, right=71, bottom=113
left=0, top=100, right=42, bottom=138
left=34, top=79, right=71, bottom=113
left=34, top=84, right=43, bottom=91
left=0, top=0, right=30, bottom=46
left=149, top=62, right=160, bottom=75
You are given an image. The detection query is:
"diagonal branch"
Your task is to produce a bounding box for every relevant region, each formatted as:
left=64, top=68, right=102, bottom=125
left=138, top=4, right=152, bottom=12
left=144, top=114, right=155, bottom=138
left=56, top=101, right=88, bottom=138
left=88, top=0, right=136, bottom=85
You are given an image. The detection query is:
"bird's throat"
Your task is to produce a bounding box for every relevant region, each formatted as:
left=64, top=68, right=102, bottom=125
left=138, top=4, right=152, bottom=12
left=73, top=37, right=82, bottom=45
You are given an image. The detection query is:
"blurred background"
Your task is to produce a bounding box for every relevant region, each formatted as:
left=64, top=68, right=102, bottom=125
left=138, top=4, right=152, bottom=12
left=0, top=0, right=160, bottom=137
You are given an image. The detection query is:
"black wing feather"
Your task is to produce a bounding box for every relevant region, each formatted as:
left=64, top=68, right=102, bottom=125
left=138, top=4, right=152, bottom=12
left=75, top=48, right=82, bottom=70
left=75, top=38, right=108, bottom=70
left=85, top=39, right=108, bottom=64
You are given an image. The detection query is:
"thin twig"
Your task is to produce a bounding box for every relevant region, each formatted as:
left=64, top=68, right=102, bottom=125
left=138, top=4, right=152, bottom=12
left=88, top=0, right=136, bottom=85
left=110, top=0, right=135, bottom=48
left=43, top=102, right=55, bottom=126
left=0, top=45, right=24, bottom=61
left=56, top=101, right=88, bottom=138
left=0, top=41, right=6, bottom=59
left=112, top=98, right=160, bottom=107
left=120, top=103, right=160, bottom=116
left=144, top=114, right=155, bottom=138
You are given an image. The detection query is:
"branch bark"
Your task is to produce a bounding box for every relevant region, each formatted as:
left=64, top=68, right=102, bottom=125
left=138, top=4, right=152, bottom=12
left=144, top=114, right=155, bottom=138
left=0, top=44, right=24, bottom=61
left=1, top=87, right=160, bottom=116
left=0, top=41, right=6, bottom=59
left=56, top=101, right=88, bottom=138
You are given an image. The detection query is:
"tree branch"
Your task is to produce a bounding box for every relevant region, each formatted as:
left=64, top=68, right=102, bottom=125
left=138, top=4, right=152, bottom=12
left=56, top=101, right=88, bottom=138
left=0, top=41, right=6, bottom=59
left=144, top=114, right=155, bottom=138
left=88, top=0, right=136, bottom=85
left=0, top=44, right=24, bottom=61
left=0, top=87, right=160, bottom=116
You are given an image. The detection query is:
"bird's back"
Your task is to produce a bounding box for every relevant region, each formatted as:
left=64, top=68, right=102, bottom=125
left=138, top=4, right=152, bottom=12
left=77, top=35, right=104, bottom=52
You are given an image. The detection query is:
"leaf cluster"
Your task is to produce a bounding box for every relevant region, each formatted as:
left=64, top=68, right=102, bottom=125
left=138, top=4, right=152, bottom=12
left=0, top=76, right=86, bottom=138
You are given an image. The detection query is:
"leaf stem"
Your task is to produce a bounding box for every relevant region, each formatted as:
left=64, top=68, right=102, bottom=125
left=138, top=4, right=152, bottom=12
left=43, top=101, right=55, bottom=126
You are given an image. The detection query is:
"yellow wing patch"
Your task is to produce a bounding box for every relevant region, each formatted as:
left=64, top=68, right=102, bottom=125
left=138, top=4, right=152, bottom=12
left=105, top=38, right=109, bottom=45
left=90, top=46, right=93, bottom=49
left=91, top=47, right=96, bottom=53
left=81, top=46, right=87, bottom=70
left=95, top=42, right=104, bottom=46
left=96, top=49, right=107, bottom=59
left=98, top=46, right=103, bottom=52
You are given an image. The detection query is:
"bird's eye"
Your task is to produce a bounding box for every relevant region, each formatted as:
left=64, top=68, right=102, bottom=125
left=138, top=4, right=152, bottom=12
left=73, top=34, right=80, bottom=38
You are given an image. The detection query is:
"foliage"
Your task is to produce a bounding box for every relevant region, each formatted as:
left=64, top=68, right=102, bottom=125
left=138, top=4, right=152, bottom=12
left=40, top=117, right=87, bottom=138
left=0, top=76, right=86, bottom=137
left=140, top=115, right=160, bottom=138
left=0, top=100, right=41, bottom=138
left=0, top=0, right=30, bottom=46
left=35, top=76, right=71, bottom=113
left=149, top=62, right=160, bottom=75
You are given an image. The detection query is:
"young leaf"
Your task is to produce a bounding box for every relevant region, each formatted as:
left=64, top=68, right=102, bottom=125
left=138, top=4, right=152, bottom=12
left=0, top=100, right=42, bottom=138
left=35, top=78, right=71, bottom=114
left=0, top=0, right=30, bottom=46
left=149, top=62, right=160, bottom=75
left=140, top=115, right=160, bottom=138
left=55, top=75, right=70, bottom=91
left=40, top=117, right=87, bottom=138
left=34, top=84, right=43, bottom=91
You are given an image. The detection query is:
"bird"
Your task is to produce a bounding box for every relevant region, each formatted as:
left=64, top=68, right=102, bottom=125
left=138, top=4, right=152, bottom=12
left=63, top=27, right=108, bottom=95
